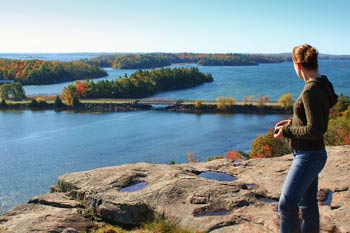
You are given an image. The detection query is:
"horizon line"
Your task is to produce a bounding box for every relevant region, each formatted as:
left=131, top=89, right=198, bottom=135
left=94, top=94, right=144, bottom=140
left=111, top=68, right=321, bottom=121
left=1, top=51, right=350, bottom=56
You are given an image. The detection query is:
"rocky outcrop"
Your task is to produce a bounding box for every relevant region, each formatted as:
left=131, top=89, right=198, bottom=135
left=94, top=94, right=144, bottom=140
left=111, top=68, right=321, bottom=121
left=1, top=146, right=349, bottom=233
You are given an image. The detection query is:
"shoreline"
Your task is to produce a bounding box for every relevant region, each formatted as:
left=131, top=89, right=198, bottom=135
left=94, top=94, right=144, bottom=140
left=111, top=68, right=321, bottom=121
left=0, top=99, right=292, bottom=114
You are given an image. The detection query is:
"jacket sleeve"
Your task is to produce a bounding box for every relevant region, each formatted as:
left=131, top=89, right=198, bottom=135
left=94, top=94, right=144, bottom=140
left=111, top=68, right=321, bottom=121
left=282, top=87, right=324, bottom=140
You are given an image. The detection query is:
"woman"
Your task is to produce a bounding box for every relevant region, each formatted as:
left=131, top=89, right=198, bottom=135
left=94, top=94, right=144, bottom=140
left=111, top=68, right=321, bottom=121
left=274, top=44, right=338, bottom=233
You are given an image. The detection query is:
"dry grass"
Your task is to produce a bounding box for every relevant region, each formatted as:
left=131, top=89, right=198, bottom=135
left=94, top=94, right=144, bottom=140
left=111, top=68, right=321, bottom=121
left=90, top=218, right=203, bottom=233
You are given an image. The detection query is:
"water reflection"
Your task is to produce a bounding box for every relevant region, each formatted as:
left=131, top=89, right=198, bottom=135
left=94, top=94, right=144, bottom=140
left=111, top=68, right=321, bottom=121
left=119, top=182, right=148, bottom=192
left=198, top=171, right=237, bottom=182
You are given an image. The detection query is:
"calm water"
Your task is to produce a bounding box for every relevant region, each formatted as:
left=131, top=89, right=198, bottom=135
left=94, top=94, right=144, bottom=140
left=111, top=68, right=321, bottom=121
left=21, top=60, right=350, bottom=101
left=0, top=110, right=286, bottom=213
left=154, top=60, right=350, bottom=101
left=0, top=54, right=349, bottom=214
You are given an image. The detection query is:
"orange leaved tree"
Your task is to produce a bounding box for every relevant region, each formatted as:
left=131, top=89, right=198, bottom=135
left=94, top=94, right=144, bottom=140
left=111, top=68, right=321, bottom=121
left=250, top=129, right=291, bottom=159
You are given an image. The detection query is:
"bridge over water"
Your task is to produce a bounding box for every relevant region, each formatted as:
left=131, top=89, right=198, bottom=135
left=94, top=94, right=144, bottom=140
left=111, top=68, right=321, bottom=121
left=137, top=98, right=183, bottom=106
left=78, top=98, right=278, bottom=107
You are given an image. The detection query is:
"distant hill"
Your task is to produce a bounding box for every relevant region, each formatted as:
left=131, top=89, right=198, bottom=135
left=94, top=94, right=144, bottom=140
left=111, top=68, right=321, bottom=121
left=319, top=54, right=350, bottom=60
left=257, top=53, right=350, bottom=61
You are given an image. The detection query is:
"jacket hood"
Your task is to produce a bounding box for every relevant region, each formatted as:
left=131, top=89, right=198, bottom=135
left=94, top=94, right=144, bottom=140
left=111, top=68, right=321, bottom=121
left=314, top=75, right=338, bottom=107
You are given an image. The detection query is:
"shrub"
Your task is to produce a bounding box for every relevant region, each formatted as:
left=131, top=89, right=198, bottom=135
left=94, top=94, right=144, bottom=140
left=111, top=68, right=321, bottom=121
left=216, top=96, right=235, bottom=110
left=194, top=100, right=202, bottom=108
left=29, top=97, right=49, bottom=108
left=325, top=107, right=350, bottom=145
left=62, top=84, right=77, bottom=106
left=257, top=96, right=269, bottom=107
left=225, top=151, right=242, bottom=160
left=331, top=93, right=350, bottom=117
left=29, top=98, right=38, bottom=107
left=250, top=129, right=291, bottom=158
left=142, top=217, right=199, bottom=233
left=187, top=152, right=200, bottom=163
left=35, top=97, right=45, bottom=103
left=278, top=93, right=294, bottom=108
left=243, top=96, right=254, bottom=105
left=36, top=97, right=48, bottom=106
left=91, top=217, right=201, bottom=233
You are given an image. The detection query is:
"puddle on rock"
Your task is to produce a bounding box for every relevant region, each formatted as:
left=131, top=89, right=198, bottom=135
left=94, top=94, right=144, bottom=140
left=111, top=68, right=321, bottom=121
left=320, top=191, right=333, bottom=206
left=198, top=171, right=237, bottom=182
left=119, top=182, right=147, bottom=192
left=194, top=210, right=231, bottom=217
left=257, top=195, right=278, bottom=203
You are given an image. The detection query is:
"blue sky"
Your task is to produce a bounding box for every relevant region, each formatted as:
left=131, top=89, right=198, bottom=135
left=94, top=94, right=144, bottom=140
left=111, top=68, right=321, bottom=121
left=1, top=0, right=349, bottom=54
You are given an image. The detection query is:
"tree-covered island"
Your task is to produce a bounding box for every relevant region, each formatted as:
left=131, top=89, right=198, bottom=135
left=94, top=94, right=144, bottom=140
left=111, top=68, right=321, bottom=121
left=62, top=67, right=213, bottom=100
left=82, top=53, right=286, bottom=69
left=0, top=59, right=107, bottom=85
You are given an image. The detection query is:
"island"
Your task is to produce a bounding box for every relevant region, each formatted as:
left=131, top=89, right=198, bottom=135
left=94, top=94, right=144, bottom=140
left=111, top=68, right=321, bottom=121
left=62, top=67, right=213, bottom=99
left=0, top=59, right=107, bottom=85
left=82, top=53, right=286, bottom=69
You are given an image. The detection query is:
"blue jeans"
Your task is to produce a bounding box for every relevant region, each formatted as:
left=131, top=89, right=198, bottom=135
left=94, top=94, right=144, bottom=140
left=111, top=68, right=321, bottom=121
left=278, top=148, right=327, bottom=233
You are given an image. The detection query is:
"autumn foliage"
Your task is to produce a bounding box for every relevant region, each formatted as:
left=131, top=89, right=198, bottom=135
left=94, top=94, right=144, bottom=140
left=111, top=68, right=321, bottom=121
left=250, top=95, right=350, bottom=159
left=216, top=96, right=235, bottom=110
left=0, top=59, right=107, bottom=85
left=187, top=152, right=201, bottom=163
left=278, top=93, right=294, bottom=108
left=76, top=81, right=86, bottom=97
left=325, top=94, right=350, bottom=145
left=250, top=129, right=291, bottom=158
left=226, top=151, right=242, bottom=160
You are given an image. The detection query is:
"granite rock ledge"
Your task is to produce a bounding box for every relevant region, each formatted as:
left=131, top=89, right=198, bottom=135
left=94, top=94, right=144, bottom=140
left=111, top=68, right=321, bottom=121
left=0, top=146, right=349, bottom=233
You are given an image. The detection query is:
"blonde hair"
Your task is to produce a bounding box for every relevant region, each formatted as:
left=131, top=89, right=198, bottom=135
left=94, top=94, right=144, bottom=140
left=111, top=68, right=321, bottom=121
left=292, top=44, right=318, bottom=70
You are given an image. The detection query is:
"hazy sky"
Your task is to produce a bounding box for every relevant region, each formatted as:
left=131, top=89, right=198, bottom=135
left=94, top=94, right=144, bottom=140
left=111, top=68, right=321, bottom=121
left=1, top=0, right=349, bottom=54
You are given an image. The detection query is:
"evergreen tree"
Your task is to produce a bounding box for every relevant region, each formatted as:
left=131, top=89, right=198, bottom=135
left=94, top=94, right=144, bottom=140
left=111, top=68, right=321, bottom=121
left=54, top=96, right=64, bottom=108
left=72, top=96, right=81, bottom=106
left=0, top=98, right=8, bottom=108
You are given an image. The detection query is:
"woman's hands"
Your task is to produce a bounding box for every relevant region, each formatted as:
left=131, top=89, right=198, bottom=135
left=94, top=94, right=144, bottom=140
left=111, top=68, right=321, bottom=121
left=274, top=119, right=292, bottom=139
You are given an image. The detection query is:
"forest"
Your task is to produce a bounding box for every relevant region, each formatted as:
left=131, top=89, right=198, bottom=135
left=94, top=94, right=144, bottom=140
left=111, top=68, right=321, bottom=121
left=62, top=67, right=213, bottom=103
left=0, top=59, right=107, bottom=85
left=82, top=53, right=286, bottom=69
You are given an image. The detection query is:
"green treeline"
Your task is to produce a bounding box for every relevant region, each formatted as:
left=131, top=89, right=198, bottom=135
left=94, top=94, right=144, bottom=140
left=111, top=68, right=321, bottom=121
left=82, top=53, right=285, bottom=69
left=82, top=54, right=170, bottom=69
left=0, top=59, right=107, bottom=85
left=62, top=67, right=213, bottom=101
